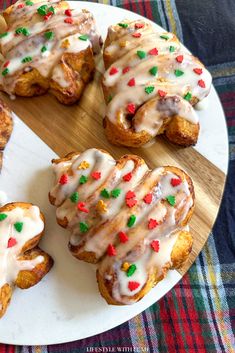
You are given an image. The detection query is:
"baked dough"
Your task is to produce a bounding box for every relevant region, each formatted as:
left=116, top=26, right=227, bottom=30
left=0, top=98, right=13, bottom=171
left=0, top=0, right=102, bottom=104
left=49, top=148, right=194, bottom=305
left=102, top=20, right=212, bottom=147
left=0, top=202, right=53, bottom=318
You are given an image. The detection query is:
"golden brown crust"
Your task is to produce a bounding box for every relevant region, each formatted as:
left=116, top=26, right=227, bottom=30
left=0, top=202, right=53, bottom=317
left=0, top=98, right=13, bottom=152
left=0, top=284, right=12, bottom=318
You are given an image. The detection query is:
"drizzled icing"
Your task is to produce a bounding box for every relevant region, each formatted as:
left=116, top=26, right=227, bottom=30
left=49, top=148, right=194, bottom=304
left=103, top=20, right=212, bottom=136
left=0, top=0, right=101, bottom=95
left=0, top=205, right=44, bottom=289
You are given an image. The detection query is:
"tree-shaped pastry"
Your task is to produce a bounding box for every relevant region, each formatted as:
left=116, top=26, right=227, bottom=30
left=0, top=202, right=53, bottom=317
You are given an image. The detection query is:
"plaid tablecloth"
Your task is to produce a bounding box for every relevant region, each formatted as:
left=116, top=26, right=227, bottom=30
left=0, top=1, right=235, bottom=352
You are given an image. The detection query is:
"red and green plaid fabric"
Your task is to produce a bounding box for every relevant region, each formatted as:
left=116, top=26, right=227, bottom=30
left=0, top=1, right=235, bottom=352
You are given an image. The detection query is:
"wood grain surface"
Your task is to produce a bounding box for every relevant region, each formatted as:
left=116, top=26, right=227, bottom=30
left=0, top=53, right=226, bottom=276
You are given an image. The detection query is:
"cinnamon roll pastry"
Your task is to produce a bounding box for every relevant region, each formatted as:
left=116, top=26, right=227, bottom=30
left=0, top=98, right=13, bottom=172
left=0, top=0, right=102, bottom=104
left=102, top=20, right=212, bottom=147
left=0, top=202, right=53, bottom=318
left=49, top=148, right=194, bottom=305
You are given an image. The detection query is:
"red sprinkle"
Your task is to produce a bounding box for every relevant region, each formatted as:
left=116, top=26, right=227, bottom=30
left=3, top=61, right=10, bottom=68
left=132, top=32, right=141, bottom=38
left=127, top=78, right=136, bottom=87
left=151, top=240, right=160, bottom=253
left=107, top=243, right=116, bottom=256
left=193, top=68, right=203, bottom=75
left=77, top=202, right=89, bottom=213
left=123, top=66, right=130, bottom=74
left=171, top=178, right=182, bottom=187
left=59, top=174, right=68, bottom=185
left=144, top=193, right=152, bottom=204
left=176, top=55, right=184, bottom=63
left=126, top=190, right=136, bottom=199
left=65, top=9, right=72, bottom=16
left=128, top=281, right=140, bottom=291
left=127, top=103, right=136, bottom=114
left=17, top=4, right=24, bottom=8
left=126, top=198, right=137, bottom=208
left=64, top=17, right=73, bottom=24
left=198, top=79, right=206, bottom=88
left=7, top=237, right=17, bottom=248
left=148, top=218, right=158, bottom=229
left=158, top=89, right=167, bottom=98
left=123, top=172, right=132, bottom=182
left=91, top=171, right=101, bottom=180
left=119, top=231, right=129, bottom=243
left=44, top=12, right=53, bottom=21
left=135, top=23, right=144, bottom=29
left=109, top=67, right=118, bottom=75
left=149, top=48, right=158, bottom=56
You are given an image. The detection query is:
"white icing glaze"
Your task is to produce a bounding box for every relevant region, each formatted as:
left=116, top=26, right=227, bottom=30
left=0, top=191, right=7, bottom=206
left=50, top=149, right=194, bottom=303
left=0, top=0, right=101, bottom=95
left=195, top=96, right=209, bottom=110
left=0, top=205, right=44, bottom=289
left=103, top=20, right=212, bottom=137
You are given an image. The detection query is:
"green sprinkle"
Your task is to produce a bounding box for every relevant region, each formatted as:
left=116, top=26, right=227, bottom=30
left=25, top=0, right=33, bottom=5
left=70, top=192, right=79, bottom=203
left=15, top=27, right=24, bottom=35
left=145, top=86, right=155, bottom=94
left=127, top=264, right=137, bottom=277
left=41, top=45, right=47, bottom=53
left=2, top=68, right=9, bottom=76
left=137, top=50, right=146, bottom=59
left=169, top=45, right=175, bottom=52
left=127, top=214, right=136, bottom=228
left=44, top=31, right=54, bottom=40
left=184, top=92, right=192, bottom=101
left=79, top=175, right=88, bottom=184
left=107, top=95, right=112, bottom=103
left=79, top=35, right=89, bottom=41
left=0, top=213, right=7, bottom=221
left=118, top=23, right=128, bottom=28
left=37, top=5, right=47, bottom=15
left=0, top=32, right=8, bottom=38
left=149, top=66, right=158, bottom=76
left=48, top=6, right=55, bottom=13
left=166, top=195, right=176, bottom=206
left=111, top=189, right=121, bottom=198
left=22, top=56, right=32, bottom=63
left=100, top=189, right=110, bottom=198
left=79, top=222, right=89, bottom=233
left=22, top=28, right=30, bottom=36
left=14, top=222, right=23, bottom=232
left=160, top=34, right=169, bottom=40
left=174, top=69, right=184, bottom=77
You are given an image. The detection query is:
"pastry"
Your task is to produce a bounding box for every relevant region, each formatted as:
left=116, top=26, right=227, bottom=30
left=0, top=98, right=13, bottom=171
left=0, top=0, right=102, bottom=104
left=0, top=202, right=53, bottom=317
left=49, top=148, right=194, bottom=305
left=102, top=20, right=212, bottom=147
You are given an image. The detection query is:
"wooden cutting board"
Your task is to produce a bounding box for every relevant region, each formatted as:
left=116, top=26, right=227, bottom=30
left=0, top=53, right=226, bottom=276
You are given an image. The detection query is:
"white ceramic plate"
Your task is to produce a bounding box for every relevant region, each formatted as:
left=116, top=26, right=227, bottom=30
left=0, top=2, right=228, bottom=345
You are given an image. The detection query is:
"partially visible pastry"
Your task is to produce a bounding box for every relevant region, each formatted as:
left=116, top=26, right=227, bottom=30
left=102, top=20, right=212, bottom=147
left=49, top=148, right=194, bottom=305
left=0, top=98, right=13, bottom=172
left=0, top=0, right=102, bottom=104
left=0, top=202, right=53, bottom=318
